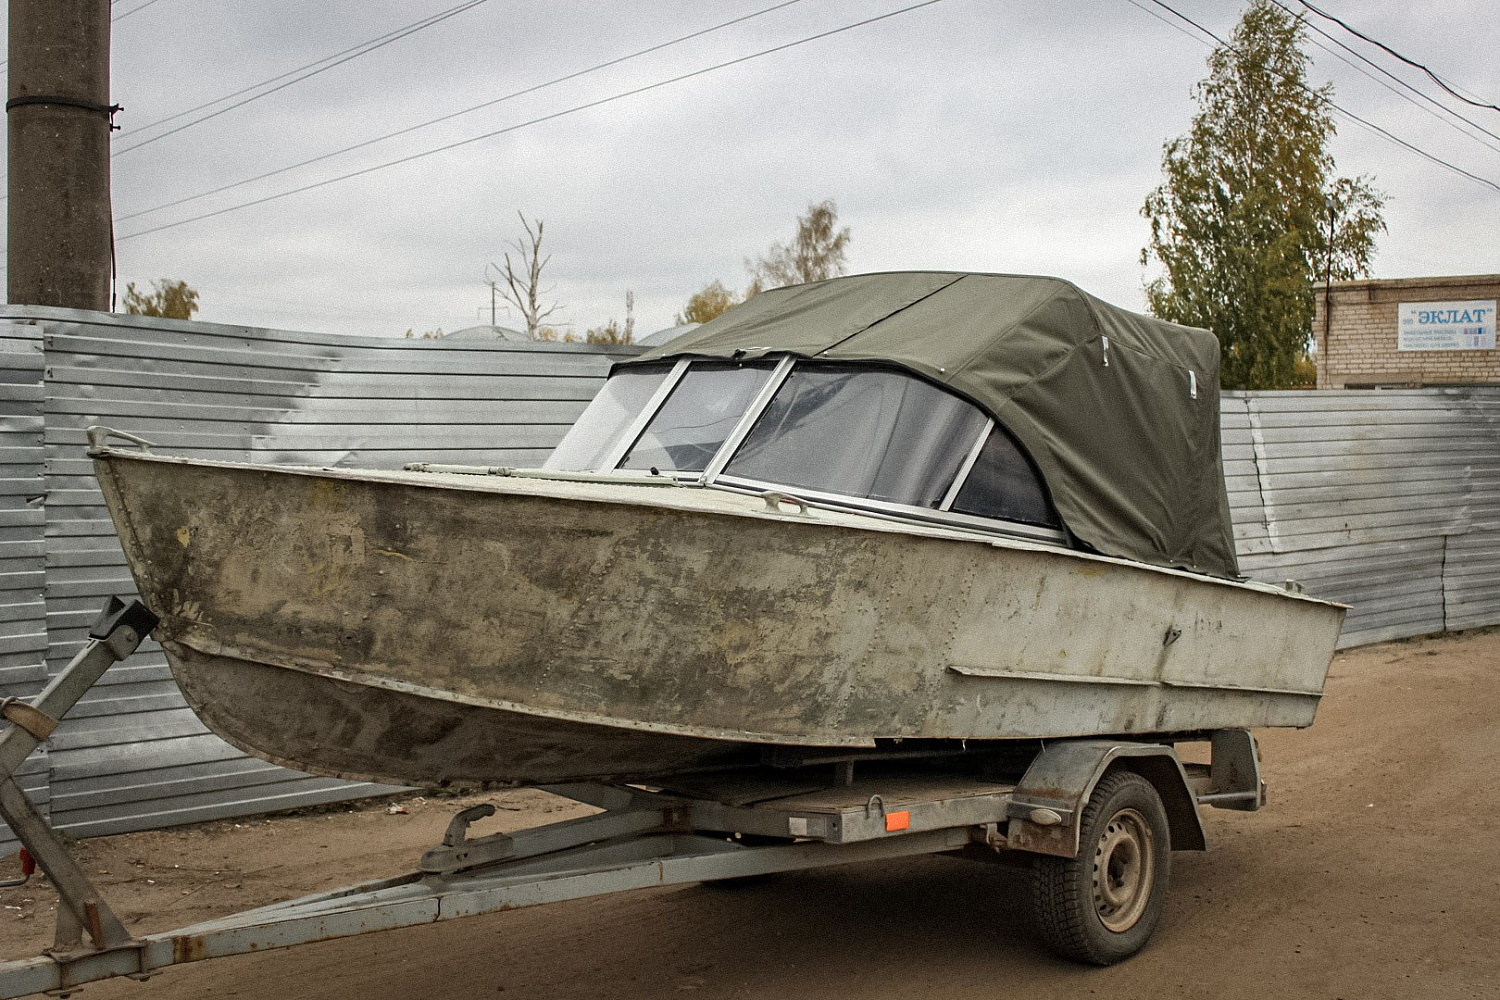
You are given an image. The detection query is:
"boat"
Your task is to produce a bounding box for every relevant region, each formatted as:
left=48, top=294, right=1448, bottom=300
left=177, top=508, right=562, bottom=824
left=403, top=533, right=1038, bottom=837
left=90, top=272, right=1346, bottom=789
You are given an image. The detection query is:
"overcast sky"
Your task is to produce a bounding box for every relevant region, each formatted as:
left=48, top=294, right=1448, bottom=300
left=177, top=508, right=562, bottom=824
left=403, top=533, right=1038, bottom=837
left=7, top=0, right=1499, bottom=338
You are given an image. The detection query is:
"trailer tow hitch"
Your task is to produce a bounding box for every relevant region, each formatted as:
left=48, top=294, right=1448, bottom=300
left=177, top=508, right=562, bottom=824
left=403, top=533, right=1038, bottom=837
left=0, top=598, right=159, bottom=973
left=419, top=804, right=514, bottom=874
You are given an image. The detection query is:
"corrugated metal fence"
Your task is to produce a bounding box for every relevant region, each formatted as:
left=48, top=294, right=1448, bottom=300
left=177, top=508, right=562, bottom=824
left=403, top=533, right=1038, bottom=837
left=0, top=305, right=1497, bottom=848
left=1222, top=389, right=1500, bottom=648
left=0, top=324, right=51, bottom=841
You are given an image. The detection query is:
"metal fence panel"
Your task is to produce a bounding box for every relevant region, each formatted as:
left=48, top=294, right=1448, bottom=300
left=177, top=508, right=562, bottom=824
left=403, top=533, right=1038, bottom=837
left=0, top=322, right=50, bottom=855
left=1229, top=389, right=1500, bottom=647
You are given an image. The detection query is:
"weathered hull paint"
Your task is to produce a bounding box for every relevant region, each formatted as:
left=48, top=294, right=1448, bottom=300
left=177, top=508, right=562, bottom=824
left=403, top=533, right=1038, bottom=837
left=94, top=451, right=1345, bottom=786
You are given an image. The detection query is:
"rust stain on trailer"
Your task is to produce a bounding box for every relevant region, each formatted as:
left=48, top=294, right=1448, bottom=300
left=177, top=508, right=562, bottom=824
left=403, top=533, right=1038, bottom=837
left=172, top=934, right=210, bottom=965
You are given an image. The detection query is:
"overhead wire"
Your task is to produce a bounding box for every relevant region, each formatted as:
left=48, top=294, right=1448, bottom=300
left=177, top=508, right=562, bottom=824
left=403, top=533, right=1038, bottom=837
left=116, top=0, right=809, bottom=224
left=1118, top=0, right=1219, bottom=49
left=116, top=0, right=948, bottom=243
left=112, top=0, right=170, bottom=21
left=112, top=0, right=490, bottom=156
left=1295, top=0, right=1500, bottom=115
left=1265, top=0, right=1500, bottom=154
left=0, top=0, right=494, bottom=201
left=0, top=0, right=176, bottom=74
left=1140, top=0, right=1500, bottom=195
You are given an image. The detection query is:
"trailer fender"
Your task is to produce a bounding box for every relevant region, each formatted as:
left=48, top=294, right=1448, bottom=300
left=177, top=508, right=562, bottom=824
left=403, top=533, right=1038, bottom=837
left=1005, top=740, right=1207, bottom=858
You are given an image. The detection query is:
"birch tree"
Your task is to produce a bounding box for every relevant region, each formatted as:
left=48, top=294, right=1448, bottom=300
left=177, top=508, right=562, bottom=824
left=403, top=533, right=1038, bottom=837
left=1141, top=0, right=1385, bottom=389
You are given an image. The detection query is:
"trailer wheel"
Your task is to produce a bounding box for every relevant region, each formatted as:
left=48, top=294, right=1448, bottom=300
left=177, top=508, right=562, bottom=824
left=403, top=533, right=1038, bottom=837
left=1029, top=770, right=1171, bottom=965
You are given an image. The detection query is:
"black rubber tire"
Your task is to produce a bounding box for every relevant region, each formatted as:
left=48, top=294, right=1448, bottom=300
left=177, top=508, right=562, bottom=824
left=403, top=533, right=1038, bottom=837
left=1029, top=770, right=1171, bottom=965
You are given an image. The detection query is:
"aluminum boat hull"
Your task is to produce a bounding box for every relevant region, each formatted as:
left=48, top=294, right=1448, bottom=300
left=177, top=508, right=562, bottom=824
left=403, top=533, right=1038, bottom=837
left=94, top=451, right=1345, bottom=787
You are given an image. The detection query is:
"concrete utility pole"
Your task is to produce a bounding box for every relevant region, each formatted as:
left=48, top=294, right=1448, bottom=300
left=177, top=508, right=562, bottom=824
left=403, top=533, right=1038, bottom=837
left=7, top=0, right=114, bottom=310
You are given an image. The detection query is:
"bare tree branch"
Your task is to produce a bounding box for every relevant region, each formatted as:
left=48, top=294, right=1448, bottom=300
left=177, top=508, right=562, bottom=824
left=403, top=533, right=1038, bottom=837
left=495, top=212, right=561, bottom=339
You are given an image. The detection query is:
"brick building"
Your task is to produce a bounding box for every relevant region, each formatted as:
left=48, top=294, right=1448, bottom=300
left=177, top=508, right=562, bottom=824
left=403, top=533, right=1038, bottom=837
left=1315, top=274, right=1500, bottom=388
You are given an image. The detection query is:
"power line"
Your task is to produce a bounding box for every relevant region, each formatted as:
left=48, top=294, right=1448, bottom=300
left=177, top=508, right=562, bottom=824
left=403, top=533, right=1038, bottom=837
left=113, top=0, right=170, bottom=21
left=116, top=0, right=809, bottom=224
left=113, top=0, right=490, bottom=156
left=1265, top=0, right=1500, bottom=155
left=0, top=0, right=172, bottom=72
left=1119, top=0, right=1216, bottom=49
left=0, top=0, right=493, bottom=197
left=116, top=0, right=947, bottom=243
left=1295, top=0, right=1500, bottom=115
left=1140, top=0, right=1500, bottom=195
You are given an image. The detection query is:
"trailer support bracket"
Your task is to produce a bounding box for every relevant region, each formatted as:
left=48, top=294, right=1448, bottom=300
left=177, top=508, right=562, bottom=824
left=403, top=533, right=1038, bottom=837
left=0, top=598, right=158, bottom=965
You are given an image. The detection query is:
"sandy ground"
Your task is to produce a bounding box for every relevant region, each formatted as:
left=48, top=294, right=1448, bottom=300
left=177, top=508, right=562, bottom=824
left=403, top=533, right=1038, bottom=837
left=0, top=628, right=1496, bottom=999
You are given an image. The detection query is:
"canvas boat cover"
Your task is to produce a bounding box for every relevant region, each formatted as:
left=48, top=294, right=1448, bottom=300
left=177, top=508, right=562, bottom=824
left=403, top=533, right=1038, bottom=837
left=629, top=271, right=1239, bottom=578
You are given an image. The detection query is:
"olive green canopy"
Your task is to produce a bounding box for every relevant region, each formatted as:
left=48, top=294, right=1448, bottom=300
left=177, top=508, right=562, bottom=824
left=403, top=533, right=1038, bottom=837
left=631, top=272, right=1239, bottom=578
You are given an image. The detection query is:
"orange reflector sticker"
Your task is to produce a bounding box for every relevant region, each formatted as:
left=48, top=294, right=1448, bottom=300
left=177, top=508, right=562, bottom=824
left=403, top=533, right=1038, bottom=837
left=885, top=810, right=911, bottom=832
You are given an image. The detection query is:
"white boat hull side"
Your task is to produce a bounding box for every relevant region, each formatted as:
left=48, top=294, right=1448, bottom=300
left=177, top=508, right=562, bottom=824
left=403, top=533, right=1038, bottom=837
left=94, top=452, right=1345, bottom=784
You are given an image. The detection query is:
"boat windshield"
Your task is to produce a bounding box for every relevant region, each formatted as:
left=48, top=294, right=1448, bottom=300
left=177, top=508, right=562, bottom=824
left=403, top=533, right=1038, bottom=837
left=542, top=357, right=1061, bottom=537
left=543, top=363, right=673, bottom=471
left=619, top=362, right=775, bottom=473
left=721, top=364, right=987, bottom=509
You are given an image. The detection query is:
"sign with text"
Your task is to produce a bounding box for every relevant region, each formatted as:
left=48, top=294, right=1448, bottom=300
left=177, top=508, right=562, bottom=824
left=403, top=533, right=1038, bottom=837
left=1397, top=300, right=1496, bottom=351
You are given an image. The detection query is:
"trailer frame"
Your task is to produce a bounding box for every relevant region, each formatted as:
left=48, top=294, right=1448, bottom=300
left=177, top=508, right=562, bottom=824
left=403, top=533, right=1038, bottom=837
left=0, top=599, right=1266, bottom=998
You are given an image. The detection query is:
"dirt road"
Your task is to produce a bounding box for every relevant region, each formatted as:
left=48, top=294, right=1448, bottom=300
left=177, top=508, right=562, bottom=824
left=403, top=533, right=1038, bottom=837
left=0, top=628, right=1496, bottom=999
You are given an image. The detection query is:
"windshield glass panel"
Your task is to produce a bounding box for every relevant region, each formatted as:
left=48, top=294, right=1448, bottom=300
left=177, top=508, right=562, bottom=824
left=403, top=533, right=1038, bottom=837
left=543, top=363, right=673, bottom=471
left=722, top=364, right=986, bottom=508
left=620, top=362, right=775, bottom=473
left=950, top=427, right=1059, bottom=527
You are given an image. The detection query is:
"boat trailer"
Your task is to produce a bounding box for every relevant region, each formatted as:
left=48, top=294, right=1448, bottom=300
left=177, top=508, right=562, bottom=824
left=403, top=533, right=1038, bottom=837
left=0, top=599, right=1268, bottom=997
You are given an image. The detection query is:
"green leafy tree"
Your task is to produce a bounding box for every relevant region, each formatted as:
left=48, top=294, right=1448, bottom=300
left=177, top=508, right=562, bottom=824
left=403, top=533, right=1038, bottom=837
left=122, top=279, right=200, bottom=320
left=1141, top=0, right=1384, bottom=389
left=746, top=198, right=851, bottom=292
left=676, top=280, right=739, bottom=325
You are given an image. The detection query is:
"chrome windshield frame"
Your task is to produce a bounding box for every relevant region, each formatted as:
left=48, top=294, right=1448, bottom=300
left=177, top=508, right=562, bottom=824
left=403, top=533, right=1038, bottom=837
left=938, top=419, right=993, bottom=512
left=698, top=355, right=795, bottom=486
left=711, top=472, right=1068, bottom=544
left=597, top=358, right=690, bottom=473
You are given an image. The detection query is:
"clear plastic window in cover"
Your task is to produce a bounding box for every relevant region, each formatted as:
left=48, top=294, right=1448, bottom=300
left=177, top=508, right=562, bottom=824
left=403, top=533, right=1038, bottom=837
left=620, top=362, right=775, bottom=473
left=950, top=427, right=1060, bottom=527
left=723, top=364, right=987, bottom=508
left=543, top=363, right=673, bottom=471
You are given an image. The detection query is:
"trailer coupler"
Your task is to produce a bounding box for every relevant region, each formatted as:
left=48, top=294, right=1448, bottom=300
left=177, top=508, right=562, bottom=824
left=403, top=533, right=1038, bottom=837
left=0, top=598, right=158, bottom=975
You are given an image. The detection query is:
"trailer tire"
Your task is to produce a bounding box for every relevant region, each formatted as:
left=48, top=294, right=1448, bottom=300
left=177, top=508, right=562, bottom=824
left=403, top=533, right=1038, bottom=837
left=1029, top=770, right=1171, bottom=965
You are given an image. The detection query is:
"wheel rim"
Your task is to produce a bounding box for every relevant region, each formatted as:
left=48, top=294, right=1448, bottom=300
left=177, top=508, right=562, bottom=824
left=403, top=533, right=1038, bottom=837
left=1091, top=807, right=1156, bottom=933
